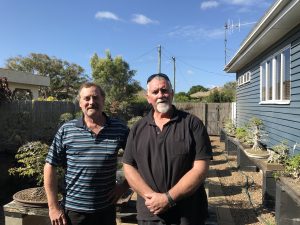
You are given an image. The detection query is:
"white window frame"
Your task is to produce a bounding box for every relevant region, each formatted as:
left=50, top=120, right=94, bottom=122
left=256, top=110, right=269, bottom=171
left=259, top=45, right=291, bottom=104
left=237, top=71, right=251, bottom=86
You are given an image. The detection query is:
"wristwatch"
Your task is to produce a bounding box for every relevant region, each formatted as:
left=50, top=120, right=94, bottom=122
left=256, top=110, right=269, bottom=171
left=165, top=191, right=176, bottom=207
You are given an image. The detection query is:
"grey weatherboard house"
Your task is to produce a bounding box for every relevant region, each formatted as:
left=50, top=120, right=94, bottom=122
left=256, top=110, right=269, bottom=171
left=225, top=0, right=300, bottom=155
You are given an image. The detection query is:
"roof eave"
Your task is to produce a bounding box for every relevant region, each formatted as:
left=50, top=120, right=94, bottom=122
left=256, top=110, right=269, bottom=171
left=225, top=0, right=300, bottom=73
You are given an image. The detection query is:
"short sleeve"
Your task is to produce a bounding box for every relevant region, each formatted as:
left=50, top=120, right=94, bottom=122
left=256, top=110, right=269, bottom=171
left=191, top=116, right=213, bottom=160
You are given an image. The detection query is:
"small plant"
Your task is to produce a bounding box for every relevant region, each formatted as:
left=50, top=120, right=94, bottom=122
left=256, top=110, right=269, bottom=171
left=267, top=141, right=289, bottom=164
left=9, top=141, right=49, bottom=186
left=127, top=116, right=142, bottom=129
left=59, top=112, right=74, bottom=125
left=235, top=123, right=253, bottom=146
left=235, top=127, right=247, bottom=141
left=223, top=119, right=236, bottom=136
left=284, top=154, right=300, bottom=180
left=75, top=111, right=83, bottom=119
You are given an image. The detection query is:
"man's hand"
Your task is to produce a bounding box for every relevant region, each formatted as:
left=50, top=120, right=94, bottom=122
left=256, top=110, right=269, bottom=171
left=49, top=207, right=67, bottom=225
left=144, top=192, right=170, bottom=215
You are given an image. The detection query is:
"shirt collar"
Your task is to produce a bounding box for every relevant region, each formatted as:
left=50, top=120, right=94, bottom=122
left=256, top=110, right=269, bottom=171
left=75, top=112, right=110, bottom=128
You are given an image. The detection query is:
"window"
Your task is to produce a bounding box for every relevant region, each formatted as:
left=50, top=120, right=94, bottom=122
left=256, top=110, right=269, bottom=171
left=238, top=71, right=251, bottom=86
left=12, top=88, right=33, bottom=100
left=260, top=46, right=291, bottom=104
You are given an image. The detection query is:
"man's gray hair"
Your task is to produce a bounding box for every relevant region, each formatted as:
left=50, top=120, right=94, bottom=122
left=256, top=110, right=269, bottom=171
left=77, top=82, right=106, bottom=100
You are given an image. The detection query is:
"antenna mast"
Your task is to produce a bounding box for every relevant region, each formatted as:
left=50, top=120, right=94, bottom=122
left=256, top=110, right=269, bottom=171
left=224, top=19, right=256, bottom=65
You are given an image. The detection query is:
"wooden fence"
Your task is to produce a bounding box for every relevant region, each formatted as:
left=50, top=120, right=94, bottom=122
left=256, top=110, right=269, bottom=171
left=0, top=101, right=235, bottom=153
left=0, top=101, right=77, bottom=153
left=175, top=102, right=235, bottom=135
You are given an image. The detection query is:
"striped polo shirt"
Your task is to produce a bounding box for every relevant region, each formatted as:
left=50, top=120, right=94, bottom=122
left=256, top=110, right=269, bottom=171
left=45, top=115, right=129, bottom=212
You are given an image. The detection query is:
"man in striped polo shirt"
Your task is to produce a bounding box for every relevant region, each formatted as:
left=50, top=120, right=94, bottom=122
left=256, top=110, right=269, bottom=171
left=44, top=82, right=129, bottom=225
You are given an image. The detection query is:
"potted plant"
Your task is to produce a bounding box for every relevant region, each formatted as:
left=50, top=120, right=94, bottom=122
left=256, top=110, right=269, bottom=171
left=8, top=141, right=64, bottom=205
left=244, top=117, right=269, bottom=158
left=7, top=112, right=73, bottom=205
left=223, top=119, right=236, bottom=137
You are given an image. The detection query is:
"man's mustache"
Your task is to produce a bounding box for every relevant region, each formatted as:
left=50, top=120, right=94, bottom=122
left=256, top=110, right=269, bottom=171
left=156, top=99, right=168, bottom=104
left=87, top=105, right=98, bottom=110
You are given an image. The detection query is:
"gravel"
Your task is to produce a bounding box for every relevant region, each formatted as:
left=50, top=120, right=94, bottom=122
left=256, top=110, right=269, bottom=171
left=209, top=136, right=275, bottom=225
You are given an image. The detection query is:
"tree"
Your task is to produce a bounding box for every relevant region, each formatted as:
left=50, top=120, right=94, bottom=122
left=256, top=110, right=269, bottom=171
left=174, top=92, right=191, bottom=102
left=5, top=53, right=88, bottom=100
left=90, top=50, right=142, bottom=117
left=0, top=77, right=12, bottom=103
left=222, top=81, right=236, bottom=102
left=205, top=81, right=236, bottom=103
left=187, top=85, right=209, bottom=96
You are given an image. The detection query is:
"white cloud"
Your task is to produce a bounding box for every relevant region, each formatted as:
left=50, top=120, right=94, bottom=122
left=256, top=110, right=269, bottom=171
left=131, top=14, right=158, bottom=25
left=187, top=70, right=194, bottom=75
left=201, top=1, right=220, bottom=10
left=168, top=25, right=224, bottom=41
left=95, top=11, right=120, bottom=21
left=222, top=0, right=271, bottom=7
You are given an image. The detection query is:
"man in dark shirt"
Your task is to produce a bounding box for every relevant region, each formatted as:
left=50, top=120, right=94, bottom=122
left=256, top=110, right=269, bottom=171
left=123, top=73, right=212, bottom=225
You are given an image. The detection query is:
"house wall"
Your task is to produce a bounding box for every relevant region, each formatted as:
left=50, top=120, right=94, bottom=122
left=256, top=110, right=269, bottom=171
left=236, top=25, right=300, bottom=155
left=0, top=68, right=50, bottom=99
left=8, top=82, right=40, bottom=99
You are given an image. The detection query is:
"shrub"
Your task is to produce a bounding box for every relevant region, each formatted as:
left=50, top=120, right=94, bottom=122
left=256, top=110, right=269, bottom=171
left=127, top=116, right=142, bottom=128
left=59, top=112, right=74, bottom=125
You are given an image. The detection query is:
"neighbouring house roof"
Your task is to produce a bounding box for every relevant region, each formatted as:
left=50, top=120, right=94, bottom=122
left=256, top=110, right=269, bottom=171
left=190, top=87, right=222, bottom=98
left=224, top=0, right=300, bottom=73
left=0, top=68, right=50, bottom=87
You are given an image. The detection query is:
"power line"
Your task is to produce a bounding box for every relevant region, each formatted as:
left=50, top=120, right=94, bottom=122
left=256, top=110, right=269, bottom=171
left=161, top=46, right=233, bottom=77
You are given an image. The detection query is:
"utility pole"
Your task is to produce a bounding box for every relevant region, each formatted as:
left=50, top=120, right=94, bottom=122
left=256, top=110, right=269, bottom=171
left=158, top=45, right=161, bottom=73
left=172, top=57, right=176, bottom=95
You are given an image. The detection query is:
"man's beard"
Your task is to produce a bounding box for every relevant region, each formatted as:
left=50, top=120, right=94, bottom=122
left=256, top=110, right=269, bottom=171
left=156, top=102, right=170, bottom=113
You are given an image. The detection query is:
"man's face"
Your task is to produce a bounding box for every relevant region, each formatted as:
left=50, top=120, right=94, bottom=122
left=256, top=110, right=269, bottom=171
left=147, top=77, right=173, bottom=114
left=79, top=86, right=104, bottom=118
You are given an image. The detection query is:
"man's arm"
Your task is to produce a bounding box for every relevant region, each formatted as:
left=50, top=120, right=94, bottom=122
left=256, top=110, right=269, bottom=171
left=143, top=159, right=210, bottom=215
left=167, top=159, right=210, bottom=202
left=44, top=163, right=67, bottom=225
left=123, top=163, right=154, bottom=198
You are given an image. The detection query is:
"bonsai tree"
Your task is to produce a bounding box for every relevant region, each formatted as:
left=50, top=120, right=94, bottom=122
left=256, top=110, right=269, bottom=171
left=267, top=141, right=289, bottom=164
left=249, top=117, right=268, bottom=152
left=9, top=141, right=51, bottom=186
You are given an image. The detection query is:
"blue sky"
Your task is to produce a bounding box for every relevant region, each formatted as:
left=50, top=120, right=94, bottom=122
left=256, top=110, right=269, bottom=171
left=0, top=0, right=274, bottom=93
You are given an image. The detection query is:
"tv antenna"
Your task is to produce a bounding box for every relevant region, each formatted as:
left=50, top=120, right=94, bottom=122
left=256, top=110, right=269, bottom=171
left=224, top=19, right=256, bottom=65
